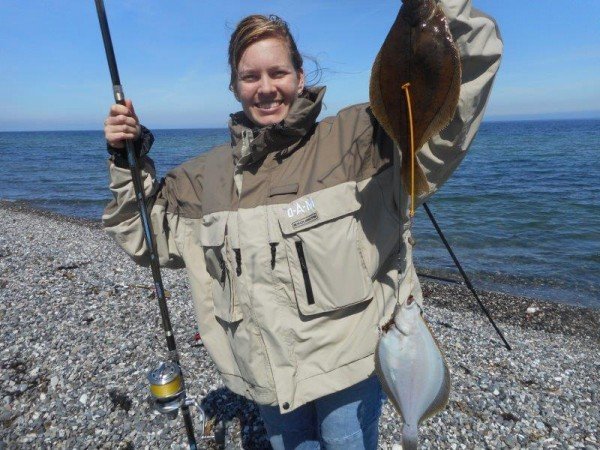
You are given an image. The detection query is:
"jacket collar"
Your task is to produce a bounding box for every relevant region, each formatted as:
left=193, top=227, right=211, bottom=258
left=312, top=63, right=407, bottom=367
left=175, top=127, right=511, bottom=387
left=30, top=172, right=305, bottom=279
left=229, top=86, right=326, bottom=166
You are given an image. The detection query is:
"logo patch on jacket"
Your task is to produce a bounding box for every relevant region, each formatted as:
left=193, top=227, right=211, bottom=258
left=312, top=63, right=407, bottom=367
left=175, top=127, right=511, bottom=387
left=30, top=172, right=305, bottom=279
left=285, top=197, right=319, bottom=229
left=292, top=212, right=319, bottom=229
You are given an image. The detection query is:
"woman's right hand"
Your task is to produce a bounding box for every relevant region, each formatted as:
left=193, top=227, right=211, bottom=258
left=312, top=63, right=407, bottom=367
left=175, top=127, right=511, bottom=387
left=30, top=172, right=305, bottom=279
left=104, top=99, right=141, bottom=149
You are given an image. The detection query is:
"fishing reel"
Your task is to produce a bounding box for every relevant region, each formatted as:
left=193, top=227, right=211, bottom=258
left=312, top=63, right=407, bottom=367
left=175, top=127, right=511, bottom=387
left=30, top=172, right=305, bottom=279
left=147, top=361, right=210, bottom=439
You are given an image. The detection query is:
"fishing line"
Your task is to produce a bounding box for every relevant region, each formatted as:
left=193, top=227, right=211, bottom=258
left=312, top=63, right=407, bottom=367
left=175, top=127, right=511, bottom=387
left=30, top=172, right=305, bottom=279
left=401, top=82, right=416, bottom=219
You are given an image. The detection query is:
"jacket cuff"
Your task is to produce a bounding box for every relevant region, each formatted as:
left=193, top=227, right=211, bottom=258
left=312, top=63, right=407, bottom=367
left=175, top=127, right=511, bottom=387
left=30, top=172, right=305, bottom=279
left=107, top=125, right=155, bottom=168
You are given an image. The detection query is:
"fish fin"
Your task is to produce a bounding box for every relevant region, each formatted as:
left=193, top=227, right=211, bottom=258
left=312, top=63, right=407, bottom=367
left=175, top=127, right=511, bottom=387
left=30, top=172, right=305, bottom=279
left=374, top=338, right=405, bottom=420
left=422, top=315, right=452, bottom=421
left=369, top=50, right=397, bottom=143
left=420, top=356, right=451, bottom=422
left=415, top=12, right=462, bottom=150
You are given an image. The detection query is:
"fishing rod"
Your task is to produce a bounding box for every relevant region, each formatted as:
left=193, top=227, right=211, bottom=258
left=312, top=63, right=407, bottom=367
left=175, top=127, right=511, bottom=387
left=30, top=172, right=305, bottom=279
left=93, top=1, right=208, bottom=447
left=422, top=202, right=512, bottom=351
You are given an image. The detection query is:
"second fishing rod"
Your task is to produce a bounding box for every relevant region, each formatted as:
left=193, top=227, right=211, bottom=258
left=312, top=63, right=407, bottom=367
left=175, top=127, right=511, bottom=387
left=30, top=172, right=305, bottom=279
left=93, top=1, right=208, bottom=447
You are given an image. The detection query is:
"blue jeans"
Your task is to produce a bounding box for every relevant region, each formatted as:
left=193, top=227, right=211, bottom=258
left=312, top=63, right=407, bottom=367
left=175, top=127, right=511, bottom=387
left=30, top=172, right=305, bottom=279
left=258, top=376, right=385, bottom=450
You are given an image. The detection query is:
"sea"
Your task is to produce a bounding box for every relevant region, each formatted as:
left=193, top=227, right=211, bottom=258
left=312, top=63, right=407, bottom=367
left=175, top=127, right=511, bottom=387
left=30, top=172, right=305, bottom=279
left=1, top=119, right=598, bottom=308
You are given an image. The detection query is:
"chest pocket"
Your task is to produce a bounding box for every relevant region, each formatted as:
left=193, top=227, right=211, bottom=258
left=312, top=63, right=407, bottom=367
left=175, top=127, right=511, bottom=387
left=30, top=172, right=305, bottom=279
left=276, top=182, right=373, bottom=316
left=200, top=212, right=244, bottom=323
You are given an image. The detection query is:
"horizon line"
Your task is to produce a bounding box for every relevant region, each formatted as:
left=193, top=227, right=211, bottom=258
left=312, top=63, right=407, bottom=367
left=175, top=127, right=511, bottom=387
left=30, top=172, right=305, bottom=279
left=1, top=111, right=598, bottom=133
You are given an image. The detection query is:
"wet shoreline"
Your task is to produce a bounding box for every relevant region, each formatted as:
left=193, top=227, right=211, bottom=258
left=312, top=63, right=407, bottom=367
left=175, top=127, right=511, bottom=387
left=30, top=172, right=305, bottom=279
left=2, top=198, right=598, bottom=324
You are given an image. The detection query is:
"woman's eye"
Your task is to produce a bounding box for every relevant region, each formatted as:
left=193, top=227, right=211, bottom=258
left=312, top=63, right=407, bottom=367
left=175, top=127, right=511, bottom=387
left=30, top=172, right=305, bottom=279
left=238, top=72, right=258, bottom=81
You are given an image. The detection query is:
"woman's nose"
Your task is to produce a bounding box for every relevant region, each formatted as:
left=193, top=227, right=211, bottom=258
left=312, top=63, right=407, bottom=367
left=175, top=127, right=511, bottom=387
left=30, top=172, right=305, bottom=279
left=258, top=75, right=276, bottom=94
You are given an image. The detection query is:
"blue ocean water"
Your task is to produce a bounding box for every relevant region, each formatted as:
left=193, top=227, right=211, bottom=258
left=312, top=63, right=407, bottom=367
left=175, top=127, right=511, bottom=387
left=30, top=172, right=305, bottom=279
left=0, top=120, right=598, bottom=307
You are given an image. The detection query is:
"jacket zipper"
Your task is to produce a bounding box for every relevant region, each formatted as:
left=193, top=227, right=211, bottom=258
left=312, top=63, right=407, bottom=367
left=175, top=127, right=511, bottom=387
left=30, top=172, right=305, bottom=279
left=270, top=243, right=278, bottom=269
left=295, top=241, right=315, bottom=305
left=219, top=259, right=227, bottom=284
left=234, top=248, right=242, bottom=276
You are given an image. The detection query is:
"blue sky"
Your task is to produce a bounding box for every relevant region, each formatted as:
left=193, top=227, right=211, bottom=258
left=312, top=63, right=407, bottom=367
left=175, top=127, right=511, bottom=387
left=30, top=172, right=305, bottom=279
left=0, top=0, right=598, bottom=131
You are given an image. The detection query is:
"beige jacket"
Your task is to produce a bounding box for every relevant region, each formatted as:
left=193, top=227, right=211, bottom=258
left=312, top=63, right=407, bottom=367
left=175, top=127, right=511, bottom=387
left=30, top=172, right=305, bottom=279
left=103, top=0, right=502, bottom=413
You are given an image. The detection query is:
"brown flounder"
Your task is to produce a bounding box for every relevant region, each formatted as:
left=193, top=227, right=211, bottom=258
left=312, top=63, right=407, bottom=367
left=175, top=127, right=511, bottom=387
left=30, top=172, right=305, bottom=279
left=369, top=0, right=461, bottom=197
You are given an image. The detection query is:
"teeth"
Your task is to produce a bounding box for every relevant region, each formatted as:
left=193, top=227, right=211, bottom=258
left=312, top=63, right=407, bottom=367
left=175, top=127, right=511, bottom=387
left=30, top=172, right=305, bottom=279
left=257, top=101, right=282, bottom=109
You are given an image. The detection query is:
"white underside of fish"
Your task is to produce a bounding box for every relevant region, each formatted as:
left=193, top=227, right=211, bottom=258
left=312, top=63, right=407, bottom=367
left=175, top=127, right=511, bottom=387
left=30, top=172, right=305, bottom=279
left=376, top=299, right=451, bottom=450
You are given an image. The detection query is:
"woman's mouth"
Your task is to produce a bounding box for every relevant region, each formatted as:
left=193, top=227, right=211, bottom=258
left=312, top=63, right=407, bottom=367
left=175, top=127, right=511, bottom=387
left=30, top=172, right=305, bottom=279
left=255, top=100, right=283, bottom=112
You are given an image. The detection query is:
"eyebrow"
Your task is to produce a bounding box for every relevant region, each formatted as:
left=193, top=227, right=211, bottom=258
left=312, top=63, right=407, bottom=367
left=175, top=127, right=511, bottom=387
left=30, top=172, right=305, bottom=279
left=238, top=65, right=292, bottom=76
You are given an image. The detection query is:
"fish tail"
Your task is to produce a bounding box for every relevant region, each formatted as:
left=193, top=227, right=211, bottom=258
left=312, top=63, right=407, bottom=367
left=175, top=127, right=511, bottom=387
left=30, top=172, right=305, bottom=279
left=402, top=423, right=419, bottom=450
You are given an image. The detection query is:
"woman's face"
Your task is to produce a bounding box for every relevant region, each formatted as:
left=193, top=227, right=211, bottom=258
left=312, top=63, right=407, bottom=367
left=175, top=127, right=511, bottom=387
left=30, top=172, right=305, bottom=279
left=234, top=37, right=305, bottom=127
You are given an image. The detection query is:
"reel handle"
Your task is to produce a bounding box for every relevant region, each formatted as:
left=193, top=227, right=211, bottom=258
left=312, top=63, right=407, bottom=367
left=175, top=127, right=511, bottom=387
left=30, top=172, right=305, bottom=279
left=183, top=396, right=212, bottom=441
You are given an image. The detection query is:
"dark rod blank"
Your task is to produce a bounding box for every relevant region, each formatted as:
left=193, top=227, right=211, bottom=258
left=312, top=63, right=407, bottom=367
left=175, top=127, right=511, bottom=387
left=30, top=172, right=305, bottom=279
left=422, top=202, right=512, bottom=351
left=93, top=1, right=199, bottom=447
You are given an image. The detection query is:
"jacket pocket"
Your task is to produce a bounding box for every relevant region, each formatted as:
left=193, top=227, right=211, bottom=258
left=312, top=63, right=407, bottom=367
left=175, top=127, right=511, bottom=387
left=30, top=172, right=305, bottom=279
left=200, top=212, right=243, bottom=323
left=276, top=182, right=373, bottom=316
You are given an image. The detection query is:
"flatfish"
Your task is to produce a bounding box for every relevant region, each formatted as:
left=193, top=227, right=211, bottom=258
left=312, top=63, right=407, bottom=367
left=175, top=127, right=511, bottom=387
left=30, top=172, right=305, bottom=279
left=375, top=296, right=450, bottom=450
left=369, top=0, right=461, bottom=197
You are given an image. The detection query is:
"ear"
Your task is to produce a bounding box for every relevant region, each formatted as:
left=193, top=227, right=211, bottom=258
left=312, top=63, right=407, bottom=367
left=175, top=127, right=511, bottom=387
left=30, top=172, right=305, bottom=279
left=297, top=68, right=305, bottom=95
left=230, top=84, right=240, bottom=102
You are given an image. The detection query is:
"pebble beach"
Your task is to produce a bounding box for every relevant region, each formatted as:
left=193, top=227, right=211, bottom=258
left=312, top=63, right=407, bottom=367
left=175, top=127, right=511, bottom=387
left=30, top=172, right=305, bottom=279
left=0, top=200, right=598, bottom=449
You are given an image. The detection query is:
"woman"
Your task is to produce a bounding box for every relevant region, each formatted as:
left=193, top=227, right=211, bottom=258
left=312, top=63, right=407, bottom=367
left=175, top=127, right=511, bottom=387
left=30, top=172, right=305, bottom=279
left=103, top=1, right=502, bottom=448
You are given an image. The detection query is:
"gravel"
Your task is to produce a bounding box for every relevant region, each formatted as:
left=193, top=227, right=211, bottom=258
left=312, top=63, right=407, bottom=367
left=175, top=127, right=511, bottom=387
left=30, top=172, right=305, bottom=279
left=1, top=200, right=598, bottom=449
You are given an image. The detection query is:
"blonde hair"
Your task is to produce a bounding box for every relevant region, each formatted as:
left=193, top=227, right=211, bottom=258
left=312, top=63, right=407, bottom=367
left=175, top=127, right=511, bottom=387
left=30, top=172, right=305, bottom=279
left=228, top=15, right=303, bottom=92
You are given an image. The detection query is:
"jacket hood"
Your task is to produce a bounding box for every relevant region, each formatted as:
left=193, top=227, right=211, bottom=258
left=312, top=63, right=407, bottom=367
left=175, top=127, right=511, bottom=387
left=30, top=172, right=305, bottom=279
left=229, top=86, right=326, bottom=165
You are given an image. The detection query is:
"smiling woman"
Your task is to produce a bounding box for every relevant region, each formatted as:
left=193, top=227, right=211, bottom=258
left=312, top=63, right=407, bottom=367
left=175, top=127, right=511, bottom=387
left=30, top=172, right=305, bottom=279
left=101, top=2, right=503, bottom=448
